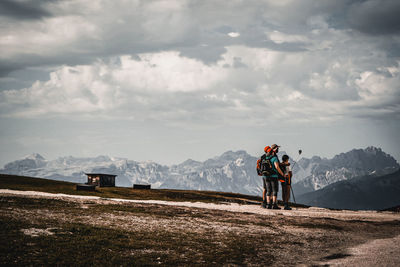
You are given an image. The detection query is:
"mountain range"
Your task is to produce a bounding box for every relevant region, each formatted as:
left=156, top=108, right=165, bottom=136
left=297, top=170, right=400, bottom=210
left=291, top=146, right=399, bottom=195
left=1, top=147, right=398, bottom=201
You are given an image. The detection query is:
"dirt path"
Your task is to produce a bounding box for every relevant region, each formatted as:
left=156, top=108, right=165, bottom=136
left=0, top=189, right=398, bottom=222
left=320, top=234, right=400, bottom=266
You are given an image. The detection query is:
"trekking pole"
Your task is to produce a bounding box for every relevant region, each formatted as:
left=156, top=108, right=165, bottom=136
left=290, top=149, right=302, bottom=170
left=290, top=149, right=302, bottom=204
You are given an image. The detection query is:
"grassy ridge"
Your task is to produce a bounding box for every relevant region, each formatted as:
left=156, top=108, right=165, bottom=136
left=0, top=173, right=269, bottom=205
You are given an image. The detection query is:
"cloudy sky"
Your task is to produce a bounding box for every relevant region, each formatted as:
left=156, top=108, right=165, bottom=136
left=1, top=0, right=399, bottom=166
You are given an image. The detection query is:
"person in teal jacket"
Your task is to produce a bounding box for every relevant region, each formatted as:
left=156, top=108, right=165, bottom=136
left=264, top=144, right=286, bottom=209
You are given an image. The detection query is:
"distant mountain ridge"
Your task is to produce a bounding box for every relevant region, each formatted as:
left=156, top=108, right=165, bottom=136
left=292, top=147, right=399, bottom=195
left=297, top=170, right=400, bottom=210
left=1, top=147, right=398, bottom=196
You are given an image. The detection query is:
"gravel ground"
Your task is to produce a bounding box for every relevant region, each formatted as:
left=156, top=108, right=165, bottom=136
left=1, top=189, right=400, bottom=266
left=321, top=234, right=400, bottom=266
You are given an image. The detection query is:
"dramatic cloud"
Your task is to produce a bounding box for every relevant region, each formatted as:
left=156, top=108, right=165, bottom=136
left=347, top=0, right=400, bottom=35
left=0, top=0, right=399, bottom=164
left=2, top=47, right=399, bottom=124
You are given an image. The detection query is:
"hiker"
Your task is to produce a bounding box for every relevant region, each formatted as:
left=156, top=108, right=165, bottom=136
left=279, top=155, right=292, bottom=210
left=261, top=144, right=286, bottom=209
left=260, top=146, right=272, bottom=208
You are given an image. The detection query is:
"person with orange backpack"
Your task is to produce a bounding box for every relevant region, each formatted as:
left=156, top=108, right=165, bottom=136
left=257, top=146, right=271, bottom=208
left=257, top=144, right=286, bottom=209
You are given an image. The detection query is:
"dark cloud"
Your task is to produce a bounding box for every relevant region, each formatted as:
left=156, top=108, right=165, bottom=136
left=0, top=63, right=21, bottom=77
left=0, top=0, right=52, bottom=20
left=0, top=67, right=50, bottom=91
left=0, top=46, right=108, bottom=77
left=347, top=0, right=400, bottom=35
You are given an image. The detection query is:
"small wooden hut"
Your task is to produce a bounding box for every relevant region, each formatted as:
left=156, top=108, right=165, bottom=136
left=85, top=173, right=117, bottom=187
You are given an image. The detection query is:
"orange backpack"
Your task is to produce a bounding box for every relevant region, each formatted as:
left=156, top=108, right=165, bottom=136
left=256, top=158, right=263, bottom=176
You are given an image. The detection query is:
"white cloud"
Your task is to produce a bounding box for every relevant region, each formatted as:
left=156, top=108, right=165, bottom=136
left=355, top=65, right=400, bottom=107
left=0, top=51, right=229, bottom=117
left=114, top=52, right=226, bottom=92
left=1, top=46, right=399, bottom=125
left=228, top=32, right=240, bottom=38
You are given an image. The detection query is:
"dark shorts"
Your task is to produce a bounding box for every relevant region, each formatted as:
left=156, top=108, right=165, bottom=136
left=263, top=176, right=279, bottom=197
left=281, top=182, right=290, bottom=193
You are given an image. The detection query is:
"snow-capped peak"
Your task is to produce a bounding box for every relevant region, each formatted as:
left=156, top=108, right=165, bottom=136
left=24, top=153, right=45, bottom=161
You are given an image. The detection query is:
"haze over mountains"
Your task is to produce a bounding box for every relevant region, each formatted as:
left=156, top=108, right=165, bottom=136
left=1, top=147, right=398, bottom=204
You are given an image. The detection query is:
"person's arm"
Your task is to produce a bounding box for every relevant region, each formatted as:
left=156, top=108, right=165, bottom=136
left=274, top=161, right=285, bottom=177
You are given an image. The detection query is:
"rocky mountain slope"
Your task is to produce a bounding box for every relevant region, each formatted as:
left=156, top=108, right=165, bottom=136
left=296, top=170, right=400, bottom=210
left=1, top=147, right=398, bottom=196
left=292, top=147, right=399, bottom=195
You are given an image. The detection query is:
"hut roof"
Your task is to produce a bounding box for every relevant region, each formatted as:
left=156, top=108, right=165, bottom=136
left=85, top=173, right=117, bottom=177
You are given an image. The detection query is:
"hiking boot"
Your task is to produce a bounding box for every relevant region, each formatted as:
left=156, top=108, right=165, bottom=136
left=272, top=204, right=281, bottom=210
left=261, top=201, right=267, bottom=209
left=267, top=203, right=272, bottom=209
left=283, top=203, right=292, bottom=210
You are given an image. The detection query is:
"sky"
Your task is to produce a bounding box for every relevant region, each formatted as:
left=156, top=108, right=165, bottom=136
left=0, top=0, right=399, bottom=167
